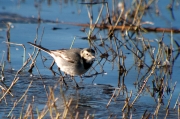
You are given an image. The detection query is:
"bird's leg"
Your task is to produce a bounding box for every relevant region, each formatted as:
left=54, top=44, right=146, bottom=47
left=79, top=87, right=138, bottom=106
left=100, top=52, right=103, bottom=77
left=79, top=75, right=84, bottom=82
left=49, top=60, right=55, bottom=70
left=59, top=73, right=68, bottom=88
left=58, top=67, right=61, bottom=73
left=63, top=77, right=68, bottom=87
left=49, top=60, right=57, bottom=76
left=71, top=76, right=79, bottom=88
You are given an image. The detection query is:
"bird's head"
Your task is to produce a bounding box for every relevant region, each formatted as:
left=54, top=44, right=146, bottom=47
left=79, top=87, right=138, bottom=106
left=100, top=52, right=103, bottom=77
left=81, top=48, right=95, bottom=63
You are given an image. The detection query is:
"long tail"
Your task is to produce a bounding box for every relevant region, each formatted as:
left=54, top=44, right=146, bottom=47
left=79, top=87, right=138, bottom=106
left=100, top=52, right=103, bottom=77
left=27, top=42, right=51, bottom=54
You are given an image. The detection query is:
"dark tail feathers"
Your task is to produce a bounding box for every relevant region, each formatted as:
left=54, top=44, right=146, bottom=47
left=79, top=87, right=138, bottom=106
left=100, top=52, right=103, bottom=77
left=27, top=42, right=50, bottom=54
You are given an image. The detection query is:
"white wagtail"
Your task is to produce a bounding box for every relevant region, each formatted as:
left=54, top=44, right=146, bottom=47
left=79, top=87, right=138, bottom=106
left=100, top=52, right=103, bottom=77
left=28, top=42, right=95, bottom=87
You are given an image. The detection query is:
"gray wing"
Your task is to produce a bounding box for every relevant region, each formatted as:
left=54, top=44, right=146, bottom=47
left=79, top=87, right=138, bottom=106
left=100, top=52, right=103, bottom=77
left=51, top=48, right=82, bottom=63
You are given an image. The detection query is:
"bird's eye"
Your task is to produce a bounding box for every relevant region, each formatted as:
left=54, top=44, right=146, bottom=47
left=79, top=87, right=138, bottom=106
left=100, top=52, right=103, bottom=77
left=86, top=53, right=88, bottom=55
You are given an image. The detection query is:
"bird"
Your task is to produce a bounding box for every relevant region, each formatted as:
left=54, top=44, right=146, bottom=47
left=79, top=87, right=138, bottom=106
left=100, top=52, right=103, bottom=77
left=27, top=42, right=95, bottom=87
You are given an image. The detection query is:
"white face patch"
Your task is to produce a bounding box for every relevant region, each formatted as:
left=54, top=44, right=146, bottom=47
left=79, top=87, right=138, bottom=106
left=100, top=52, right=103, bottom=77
left=82, top=49, right=95, bottom=62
